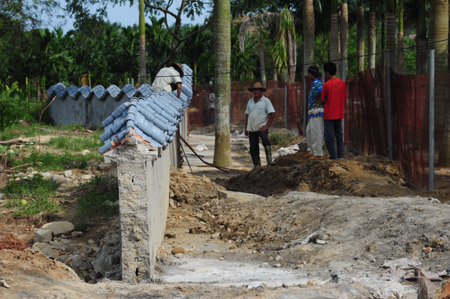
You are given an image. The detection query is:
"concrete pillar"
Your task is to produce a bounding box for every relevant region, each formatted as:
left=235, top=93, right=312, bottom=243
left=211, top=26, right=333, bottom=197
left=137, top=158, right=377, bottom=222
left=105, top=136, right=170, bottom=283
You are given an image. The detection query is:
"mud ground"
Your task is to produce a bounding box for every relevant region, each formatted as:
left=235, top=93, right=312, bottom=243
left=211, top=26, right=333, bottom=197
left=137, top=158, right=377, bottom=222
left=1, top=127, right=450, bottom=298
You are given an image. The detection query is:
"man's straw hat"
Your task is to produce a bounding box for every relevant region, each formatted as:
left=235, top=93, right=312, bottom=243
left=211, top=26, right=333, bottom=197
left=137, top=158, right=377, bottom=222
left=248, top=82, right=267, bottom=92
left=168, top=62, right=184, bottom=77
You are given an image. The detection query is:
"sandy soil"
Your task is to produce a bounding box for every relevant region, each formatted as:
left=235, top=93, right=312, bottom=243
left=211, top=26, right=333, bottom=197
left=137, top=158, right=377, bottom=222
left=0, top=129, right=449, bottom=298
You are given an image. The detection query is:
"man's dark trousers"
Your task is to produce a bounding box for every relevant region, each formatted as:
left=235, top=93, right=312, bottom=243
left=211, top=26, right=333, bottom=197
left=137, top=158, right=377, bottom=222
left=324, top=119, right=344, bottom=159
left=249, top=130, right=270, bottom=165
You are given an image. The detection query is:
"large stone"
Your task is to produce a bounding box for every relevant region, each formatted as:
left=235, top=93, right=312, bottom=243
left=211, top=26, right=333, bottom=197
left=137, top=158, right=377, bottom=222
left=32, top=242, right=48, bottom=250
left=34, top=229, right=53, bottom=243
left=38, top=246, right=59, bottom=259
left=41, top=221, right=74, bottom=236
left=217, top=190, right=266, bottom=203
left=51, top=174, right=67, bottom=185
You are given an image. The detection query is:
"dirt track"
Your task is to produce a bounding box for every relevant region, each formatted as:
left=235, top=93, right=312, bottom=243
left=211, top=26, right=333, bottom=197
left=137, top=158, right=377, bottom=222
left=1, top=131, right=450, bottom=298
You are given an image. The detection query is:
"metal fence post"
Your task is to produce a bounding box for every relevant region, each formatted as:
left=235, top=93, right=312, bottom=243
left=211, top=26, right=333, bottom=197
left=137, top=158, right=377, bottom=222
left=284, top=71, right=288, bottom=129
left=429, top=50, right=435, bottom=191
left=386, top=51, right=393, bottom=161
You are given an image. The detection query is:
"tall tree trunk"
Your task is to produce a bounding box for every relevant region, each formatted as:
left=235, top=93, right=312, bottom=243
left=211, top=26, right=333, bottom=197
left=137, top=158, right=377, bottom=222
left=430, top=0, right=450, bottom=166
left=356, top=0, right=365, bottom=72
left=303, top=0, right=314, bottom=75
left=381, top=9, right=385, bottom=65
left=416, top=0, right=428, bottom=74
left=138, top=0, right=146, bottom=85
left=330, top=0, right=340, bottom=77
left=259, top=32, right=266, bottom=87
left=368, top=0, right=376, bottom=69
left=287, top=30, right=297, bottom=83
left=273, top=61, right=278, bottom=82
left=213, top=0, right=232, bottom=167
left=397, top=0, right=404, bottom=73
left=386, top=0, right=396, bottom=70
left=341, top=0, right=349, bottom=77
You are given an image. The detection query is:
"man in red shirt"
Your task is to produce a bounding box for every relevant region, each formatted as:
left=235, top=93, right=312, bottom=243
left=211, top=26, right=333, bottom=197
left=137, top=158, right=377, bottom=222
left=321, top=62, right=346, bottom=159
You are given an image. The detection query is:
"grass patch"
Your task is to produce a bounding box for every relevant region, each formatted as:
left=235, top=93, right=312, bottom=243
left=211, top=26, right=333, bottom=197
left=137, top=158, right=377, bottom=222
left=9, top=151, right=103, bottom=171
left=0, top=123, right=87, bottom=141
left=3, top=174, right=60, bottom=217
left=47, top=136, right=103, bottom=152
left=269, top=131, right=296, bottom=147
left=75, top=176, right=119, bottom=228
left=3, top=174, right=58, bottom=195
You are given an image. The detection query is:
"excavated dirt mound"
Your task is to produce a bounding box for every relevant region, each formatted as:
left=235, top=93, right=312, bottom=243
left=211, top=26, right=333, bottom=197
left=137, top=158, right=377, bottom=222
left=170, top=167, right=225, bottom=205
left=0, top=248, right=79, bottom=281
left=224, top=154, right=413, bottom=197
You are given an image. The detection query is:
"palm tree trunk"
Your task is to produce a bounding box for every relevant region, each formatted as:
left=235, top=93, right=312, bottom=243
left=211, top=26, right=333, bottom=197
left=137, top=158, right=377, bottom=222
left=213, top=0, right=232, bottom=167
left=330, top=0, right=340, bottom=77
left=430, top=0, right=450, bottom=166
left=397, top=0, right=404, bottom=73
left=138, top=0, right=146, bottom=85
left=341, top=0, right=349, bottom=77
left=386, top=0, right=396, bottom=70
left=287, top=30, right=297, bottom=83
left=416, top=0, right=428, bottom=74
left=356, top=0, right=364, bottom=72
left=368, top=1, right=376, bottom=69
left=303, top=0, right=314, bottom=75
left=259, top=32, right=266, bottom=87
left=273, top=61, right=278, bottom=82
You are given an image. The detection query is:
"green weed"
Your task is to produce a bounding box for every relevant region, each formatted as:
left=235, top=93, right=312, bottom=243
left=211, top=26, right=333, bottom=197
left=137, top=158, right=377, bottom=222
left=3, top=174, right=58, bottom=195
left=0, top=123, right=89, bottom=141
left=10, top=151, right=102, bottom=171
left=75, top=176, right=119, bottom=226
left=269, top=131, right=295, bottom=147
left=47, top=136, right=103, bottom=152
left=3, top=174, right=60, bottom=217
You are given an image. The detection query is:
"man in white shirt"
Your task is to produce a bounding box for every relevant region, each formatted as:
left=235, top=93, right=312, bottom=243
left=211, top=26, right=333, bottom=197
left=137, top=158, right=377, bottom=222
left=151, top=62, right=184, bottom=98
left=245, top=82, right=276, bottom=167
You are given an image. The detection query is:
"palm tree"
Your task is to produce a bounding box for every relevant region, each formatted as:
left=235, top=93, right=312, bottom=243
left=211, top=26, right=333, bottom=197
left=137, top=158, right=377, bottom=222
left=138, top=0, right=146, bottom=85
left=429, top=0, right=450, bottom=166
left=213, top=0, right=232, bottom=167
left=356, top=0, right=364, bottom=72
left=238, top=13, right=275, bottom=86
left=272, top=8, right=297, bottom=83
left=303, top=0, right=314, bottom=75
left=330, top=0, right=340, bottom=77
left=340, top=0, right=348, bottom=77
left=368, top=0, right=376, bottom=69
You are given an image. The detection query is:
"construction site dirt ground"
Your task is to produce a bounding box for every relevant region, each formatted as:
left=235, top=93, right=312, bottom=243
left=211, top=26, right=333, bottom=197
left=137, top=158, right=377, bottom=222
left=1, top=126, right=450, bottom=298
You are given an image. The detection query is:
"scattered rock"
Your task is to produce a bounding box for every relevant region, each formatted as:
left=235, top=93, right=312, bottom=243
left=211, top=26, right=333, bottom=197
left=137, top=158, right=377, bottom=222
left=32, top=242, right=49, bottom=250
left=41, top=221, right=74, bottom=236
left=34, top=229, right=53, bottom=243
left=97, top=162, right=111, bottom=170
left=0, top=278, right=10, bottom=288
left=38, top=246, right=59, bottom=259
left=42, top=172, right=52, bottom=179
left=51, top=174, right=67, bottom=185
left=172, top=247, right=186, bottom=255
left=64, top=170, right=73, bottom=178
left=71, top=231, right=83, bottom=237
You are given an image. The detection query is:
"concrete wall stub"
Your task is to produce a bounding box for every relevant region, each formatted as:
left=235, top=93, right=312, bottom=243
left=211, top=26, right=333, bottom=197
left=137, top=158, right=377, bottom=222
left=104, top=136, right=170, bottom=283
